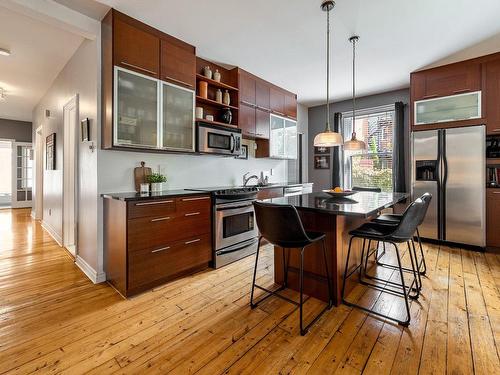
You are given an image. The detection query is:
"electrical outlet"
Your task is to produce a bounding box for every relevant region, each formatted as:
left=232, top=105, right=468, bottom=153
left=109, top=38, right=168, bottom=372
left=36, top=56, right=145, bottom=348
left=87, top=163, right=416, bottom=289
left=270, top=169, right=274, bottom=176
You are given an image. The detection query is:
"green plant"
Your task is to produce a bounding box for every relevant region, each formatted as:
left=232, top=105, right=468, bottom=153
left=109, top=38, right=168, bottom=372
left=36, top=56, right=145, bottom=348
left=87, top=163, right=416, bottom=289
left=146, top=173, right=167, bottom=184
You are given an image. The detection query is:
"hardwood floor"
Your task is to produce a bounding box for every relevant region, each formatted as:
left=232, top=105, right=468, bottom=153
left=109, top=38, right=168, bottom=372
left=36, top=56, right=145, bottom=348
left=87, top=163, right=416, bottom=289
left=0, top=208, right=499, bottom=374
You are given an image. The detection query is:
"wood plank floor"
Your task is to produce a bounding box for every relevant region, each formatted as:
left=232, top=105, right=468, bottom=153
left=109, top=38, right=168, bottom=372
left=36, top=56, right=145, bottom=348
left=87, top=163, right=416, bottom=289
left=0, top=208, right=499, bottom=374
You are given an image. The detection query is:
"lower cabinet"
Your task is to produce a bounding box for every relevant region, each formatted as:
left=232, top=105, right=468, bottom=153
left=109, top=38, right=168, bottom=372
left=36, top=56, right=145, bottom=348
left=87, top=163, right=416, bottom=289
left=487, top=189, right=500, bottom=248
left=104, top=194, right=212, bottom=297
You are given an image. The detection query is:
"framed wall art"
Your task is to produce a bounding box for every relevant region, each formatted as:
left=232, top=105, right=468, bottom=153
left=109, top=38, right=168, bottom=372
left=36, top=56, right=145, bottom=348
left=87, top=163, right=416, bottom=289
left=46, top=133, right=56, bottom=170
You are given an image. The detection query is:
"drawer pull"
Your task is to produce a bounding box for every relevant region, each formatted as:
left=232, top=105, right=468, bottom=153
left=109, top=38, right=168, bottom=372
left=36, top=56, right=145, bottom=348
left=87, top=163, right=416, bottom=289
left=241, top=100, right=256, bottom=107
left=185, top=239, right=201, bottom=245
left=185, top=212, right=200, bottom=216
left=151, top=216, right=171, bottom=222
left=492, top=129, right=500, bottom=133
left=493, top=191, right=500, bottom=194
left=181, top=197, right=210, bottom=202
left=120, top=61, right=157, bottom=76
left=164, top=76, right=194, bottom=88
left=151, top=246, right=170, bottom=253
left=135, top=200, right=174, bottom=206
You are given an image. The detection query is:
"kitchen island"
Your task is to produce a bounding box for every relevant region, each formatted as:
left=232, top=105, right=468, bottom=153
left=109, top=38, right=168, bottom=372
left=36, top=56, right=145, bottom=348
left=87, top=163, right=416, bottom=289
left=261, top=191, right=408, bottom=305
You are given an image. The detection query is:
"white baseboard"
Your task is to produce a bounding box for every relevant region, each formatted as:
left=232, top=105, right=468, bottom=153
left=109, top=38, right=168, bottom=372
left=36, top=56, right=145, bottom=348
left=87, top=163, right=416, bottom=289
left=41, top=220, right=63, bottom=246
left=75, top=255, right=106, bottom=284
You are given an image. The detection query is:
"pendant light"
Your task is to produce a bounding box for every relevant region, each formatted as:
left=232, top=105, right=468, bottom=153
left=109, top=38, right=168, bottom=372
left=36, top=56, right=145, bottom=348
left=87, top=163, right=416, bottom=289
left=313, top=0, right=343, bottom=147
left=344, top=36, right=366, bottom=151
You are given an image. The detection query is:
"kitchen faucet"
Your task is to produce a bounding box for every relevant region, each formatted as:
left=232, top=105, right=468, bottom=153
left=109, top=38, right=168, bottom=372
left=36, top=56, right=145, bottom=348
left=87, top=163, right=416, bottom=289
left=243, top=172, right=259, bottom=186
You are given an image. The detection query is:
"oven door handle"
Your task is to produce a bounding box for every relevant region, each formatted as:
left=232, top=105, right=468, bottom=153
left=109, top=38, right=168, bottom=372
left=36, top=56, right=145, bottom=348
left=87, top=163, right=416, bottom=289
left=230, top=133, right=235, bottom=153
left=216, top=203, right=253, bottom=211
left=216, top=240, right=258, bottom=256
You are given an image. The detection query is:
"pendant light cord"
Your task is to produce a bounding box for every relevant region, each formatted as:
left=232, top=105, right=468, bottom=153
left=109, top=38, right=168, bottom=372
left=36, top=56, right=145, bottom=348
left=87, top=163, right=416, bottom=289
left=326, top=7, right=331, bottom=132
left=352, top=37, right=356, bottom=134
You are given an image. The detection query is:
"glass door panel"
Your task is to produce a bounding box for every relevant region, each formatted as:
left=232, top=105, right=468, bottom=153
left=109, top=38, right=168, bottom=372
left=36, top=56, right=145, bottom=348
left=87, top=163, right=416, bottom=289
left=270, top=114, right=285, bottom=158
left=162, top=82, right=195, bottom=151
left=284, top=119, right=297, bottom=159
left=12, top=143, right=33, bottom=208
left=115, top=67, right=159, bottom=148
left=414, top=91, right=481, bottom=125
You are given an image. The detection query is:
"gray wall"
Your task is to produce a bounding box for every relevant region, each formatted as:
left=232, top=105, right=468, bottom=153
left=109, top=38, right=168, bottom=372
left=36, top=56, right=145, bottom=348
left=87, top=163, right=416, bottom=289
left=308, top=88, right=410, bottom=191
left=0, top=118, right=32, bottom=142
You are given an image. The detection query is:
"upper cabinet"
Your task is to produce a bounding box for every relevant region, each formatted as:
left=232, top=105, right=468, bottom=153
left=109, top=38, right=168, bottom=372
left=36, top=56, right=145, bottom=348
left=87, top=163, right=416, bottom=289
left=269, top=114, right=297, bottom=159
left=240, top=72, right=256, bottom=106
left=285, top=93, right=297, bottom=119
left=270, top=87, right=285, bottom=116
left=256, top=81, right=270, bottom=110
left=484, top=59, right=500, bottom=135
left=114, top=17, right=160, bottom=78
left=160, top=37, right=196, bottom=89
left=412, top=61, right=481, bottom=101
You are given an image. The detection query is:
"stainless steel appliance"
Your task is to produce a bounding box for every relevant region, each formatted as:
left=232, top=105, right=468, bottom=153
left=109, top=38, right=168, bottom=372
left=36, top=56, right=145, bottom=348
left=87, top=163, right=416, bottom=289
left=284, top=183, right=313, bottom=197
left=197, top=122, right=242, bottom=156
left=412, top=125, right=485, bottom=247
left=187, top=186, right=259, bottom=268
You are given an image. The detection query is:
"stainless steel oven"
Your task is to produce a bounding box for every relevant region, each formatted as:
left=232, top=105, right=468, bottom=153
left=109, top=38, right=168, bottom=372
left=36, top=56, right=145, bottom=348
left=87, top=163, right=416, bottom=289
left=197, top=122, right=242, bottom=156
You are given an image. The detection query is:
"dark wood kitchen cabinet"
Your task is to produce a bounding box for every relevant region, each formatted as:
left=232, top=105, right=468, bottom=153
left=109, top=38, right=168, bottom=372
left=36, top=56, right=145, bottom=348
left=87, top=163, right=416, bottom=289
left=411, top=61, right=481, bottom=101
left=113, top=16, right=160, bottom=78
left=256, top=80, right=270, bottom=110
left=255, top=108, right=271, bottom=139
left=239, top=71, right=256, bottom=105
left=239, top=102, right=256, bottom=138
left=487, top=189, right=500, bottom=248
left=270, top=87, right=285, bottom=116
left=285, top=93, right=297, bottom=119
left=484, top=59, right=500, bottom=135
left=160, top=37, right=196, bottom=89
left=104, top=194, right=212, bottom=297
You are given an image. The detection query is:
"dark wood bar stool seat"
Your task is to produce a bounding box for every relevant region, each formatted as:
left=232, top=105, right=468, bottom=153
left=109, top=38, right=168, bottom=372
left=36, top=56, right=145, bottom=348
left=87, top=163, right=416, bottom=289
left=251, top=201, right=333, bottom=336
left=342, top=197, right=428, bottom=326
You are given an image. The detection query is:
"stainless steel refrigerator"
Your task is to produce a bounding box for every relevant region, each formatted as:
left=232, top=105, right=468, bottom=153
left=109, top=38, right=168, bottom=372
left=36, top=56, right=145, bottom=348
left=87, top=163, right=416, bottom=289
left=412, top=125, right=485, bottom=247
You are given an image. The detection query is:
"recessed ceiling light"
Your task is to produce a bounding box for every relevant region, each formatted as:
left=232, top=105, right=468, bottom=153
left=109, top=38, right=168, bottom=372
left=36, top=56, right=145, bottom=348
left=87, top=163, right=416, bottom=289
left=0, top=48, right=11, bottom=56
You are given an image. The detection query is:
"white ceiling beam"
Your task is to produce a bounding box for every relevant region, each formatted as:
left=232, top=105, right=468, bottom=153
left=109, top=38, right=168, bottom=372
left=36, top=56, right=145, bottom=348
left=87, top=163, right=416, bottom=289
left=0, top=0, right=100, bottom=40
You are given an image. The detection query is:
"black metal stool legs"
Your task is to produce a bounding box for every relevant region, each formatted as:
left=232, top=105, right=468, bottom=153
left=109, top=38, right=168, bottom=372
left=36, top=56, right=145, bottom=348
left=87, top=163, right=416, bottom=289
left=416, top=228, right=427, bottom=275
left=250, top=237, right=263, bottom=309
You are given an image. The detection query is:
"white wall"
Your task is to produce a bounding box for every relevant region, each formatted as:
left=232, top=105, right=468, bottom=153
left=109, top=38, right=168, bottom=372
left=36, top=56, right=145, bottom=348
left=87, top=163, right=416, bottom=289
left=33, top=37, right=100, bottom=272
left=297, top=103, right=309, bottom=181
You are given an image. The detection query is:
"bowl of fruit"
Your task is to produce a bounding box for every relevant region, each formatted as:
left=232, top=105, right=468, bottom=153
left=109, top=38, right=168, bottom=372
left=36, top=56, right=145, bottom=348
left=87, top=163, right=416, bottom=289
left=322, top=187, right=357, bottom=197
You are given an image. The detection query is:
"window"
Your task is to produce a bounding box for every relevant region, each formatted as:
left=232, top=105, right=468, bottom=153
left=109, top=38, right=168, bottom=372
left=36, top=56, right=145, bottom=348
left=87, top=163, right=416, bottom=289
left=342, top=106, right=395, bottom=192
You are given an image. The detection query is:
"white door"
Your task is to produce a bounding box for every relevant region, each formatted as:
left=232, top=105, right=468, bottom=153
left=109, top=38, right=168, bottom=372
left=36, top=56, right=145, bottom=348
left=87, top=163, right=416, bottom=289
left=11, top=142, right=33, bottom=208
left=34, top=126, right=44, bottom=219
left=63, top=95, right=78, bottom=256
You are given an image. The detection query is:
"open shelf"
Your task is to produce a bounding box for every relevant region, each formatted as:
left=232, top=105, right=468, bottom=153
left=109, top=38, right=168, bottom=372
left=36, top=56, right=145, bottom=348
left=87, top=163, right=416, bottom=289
left=196, top=74, right=239, bottom=91
left=196, top=96, right=239, bottom=110
left=195, top=118, right=238, bottom=128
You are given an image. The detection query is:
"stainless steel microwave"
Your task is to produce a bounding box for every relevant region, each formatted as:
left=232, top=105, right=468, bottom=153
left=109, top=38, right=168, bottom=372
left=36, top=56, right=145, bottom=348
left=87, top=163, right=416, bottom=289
left=197, top=123, right=242, bottom=156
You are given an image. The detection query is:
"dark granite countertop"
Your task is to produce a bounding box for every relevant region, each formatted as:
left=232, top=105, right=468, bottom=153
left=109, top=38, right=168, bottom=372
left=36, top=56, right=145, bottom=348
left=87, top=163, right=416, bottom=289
left=102, top=190, right=210, bottom=201
left=261, top=191, right=408, bottom=218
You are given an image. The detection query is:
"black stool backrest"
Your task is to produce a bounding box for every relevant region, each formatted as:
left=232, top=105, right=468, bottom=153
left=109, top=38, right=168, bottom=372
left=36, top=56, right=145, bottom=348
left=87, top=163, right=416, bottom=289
left=253, top=201, right=310, bottom=246
left=389, top=197, right=427, bottom=241
left=418, top=192, right=432, bottom=226
left=352, top=186, right=382, bottom=193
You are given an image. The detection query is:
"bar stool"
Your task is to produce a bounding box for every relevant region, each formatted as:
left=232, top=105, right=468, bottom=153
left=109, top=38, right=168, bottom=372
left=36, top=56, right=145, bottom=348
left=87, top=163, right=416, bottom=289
left=251, top=201, right=333, bottom=336
left=341, top=197, right=428, bottom=326
left=373, top=193, right=432, bottom=276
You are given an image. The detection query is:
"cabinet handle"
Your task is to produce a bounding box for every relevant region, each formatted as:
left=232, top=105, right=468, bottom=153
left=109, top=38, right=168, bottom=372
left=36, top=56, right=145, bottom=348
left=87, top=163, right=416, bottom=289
left=241, top=100, right=256, bottom=107
left=120, top=61, right=157, bottom=76
left=273, top=111, right=285, bottom=116
left=151, top=246, right=170, bottom=253
left=164, top=76, right=194, bottom=88
left=493, top=192, right=500, bottom=194
left=181, top=197, right=210, bottom=201
left=492, top=129, right=500, bottom=133
left=185, top=212, right=200, bottom=216
left=135, top=200, right=173, bottom=206
left=185, top=238, right=201, bottom=245
left=256, top=106, right=271, bottom=112
left=151, top=216, right=171, bottom=222
left=453, top=89, right=470, bottom=94
left=421, top=94, right=438, bottom=99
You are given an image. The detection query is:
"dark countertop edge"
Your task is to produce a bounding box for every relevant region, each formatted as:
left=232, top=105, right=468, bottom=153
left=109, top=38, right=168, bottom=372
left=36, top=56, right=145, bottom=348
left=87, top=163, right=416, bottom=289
left=256, top=182, right=313, bottom=190
left=102, top=190, right=210, bottom=201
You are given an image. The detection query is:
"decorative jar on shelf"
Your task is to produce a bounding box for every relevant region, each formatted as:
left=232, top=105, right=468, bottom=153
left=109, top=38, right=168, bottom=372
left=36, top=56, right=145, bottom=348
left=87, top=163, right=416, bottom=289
left=221, top=108, right=233, bottom=125
left=203, top=66, right=212, bottom=79
left=199, top=81, right=208, bottom=99
left=223, top=90, right=231, bottom=105
left=213, top=69, right=221, bottom=82
left=215, top=89, right=223, bottom=103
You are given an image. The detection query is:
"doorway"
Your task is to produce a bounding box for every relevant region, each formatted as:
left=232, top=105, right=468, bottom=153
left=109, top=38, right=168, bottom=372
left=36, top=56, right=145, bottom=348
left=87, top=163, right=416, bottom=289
left=63, top=95, right=78, bottom=257
left=0, top=140, right=13, bottom=209
left=11, top=142, right=33, bottom=209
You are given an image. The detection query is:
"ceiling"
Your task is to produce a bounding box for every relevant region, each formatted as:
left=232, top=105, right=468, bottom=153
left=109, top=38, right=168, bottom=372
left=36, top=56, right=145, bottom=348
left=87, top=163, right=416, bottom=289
left=0, top=6, right=84, bottom=122
left=95, top=0, right=500, bottom=107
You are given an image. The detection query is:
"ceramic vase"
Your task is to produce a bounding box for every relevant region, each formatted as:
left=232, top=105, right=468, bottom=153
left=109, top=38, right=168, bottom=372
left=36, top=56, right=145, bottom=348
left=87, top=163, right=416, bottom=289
left=221, top=108, right=232, bottom=125
left=213, top=69, right=221, bottom=82
left=215, top=89, right=223, bottom=103
left=203, top=66, right=212, bottom=79
left=151, top=182, right=163, bottom=193
left=199, top=81, right=208, bottom=98
left=223, top=90, right=230, bottom=105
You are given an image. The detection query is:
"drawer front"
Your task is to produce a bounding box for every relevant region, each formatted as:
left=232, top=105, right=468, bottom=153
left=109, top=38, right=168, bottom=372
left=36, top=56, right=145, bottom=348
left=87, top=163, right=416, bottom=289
left=128, top=199, right=176, bottom=219
left=128, top=234, right=212, bottom=289
left=176, top=195, right=211, bottom=215
left=128, top=213, right=210, bottom=252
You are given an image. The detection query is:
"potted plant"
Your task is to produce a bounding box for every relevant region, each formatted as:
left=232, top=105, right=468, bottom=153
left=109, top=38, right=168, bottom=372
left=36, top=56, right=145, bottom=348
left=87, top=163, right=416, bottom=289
left=146, top=173, right=167, bottom=193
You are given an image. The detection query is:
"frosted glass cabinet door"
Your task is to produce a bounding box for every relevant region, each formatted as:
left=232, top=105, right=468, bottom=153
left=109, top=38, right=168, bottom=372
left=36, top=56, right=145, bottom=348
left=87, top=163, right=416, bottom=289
left=270, top=115, right=285, bottom=158
left=115, top=68, right=159, bottom=148
left=284, top=119, right=297, bottom=159
left=162, top=82, right=195, bottom=151
left=414, top=91, right=481, bottom=125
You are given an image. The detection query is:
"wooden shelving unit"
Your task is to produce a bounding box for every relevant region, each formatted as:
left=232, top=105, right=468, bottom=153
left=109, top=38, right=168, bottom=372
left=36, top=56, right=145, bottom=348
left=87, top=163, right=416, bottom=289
left=195, top=57, right=239, bottom=127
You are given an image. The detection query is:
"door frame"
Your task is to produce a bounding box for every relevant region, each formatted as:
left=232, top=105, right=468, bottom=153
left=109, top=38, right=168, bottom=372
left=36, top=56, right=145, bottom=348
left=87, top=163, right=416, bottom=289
left=11, top=141, right=33, bottom=209
left=34, top=126, right=44, bottom=219
left=0, top=138, right=14, bottom=209
left=62, top=94, right=79, bottom=257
